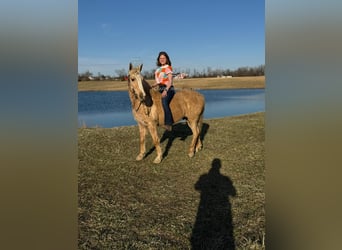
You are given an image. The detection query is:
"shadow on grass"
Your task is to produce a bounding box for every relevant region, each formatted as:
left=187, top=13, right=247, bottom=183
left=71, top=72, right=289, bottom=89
left=191, top=158, right=237, bottom=250
left=144, top=122, right=209, bottom=159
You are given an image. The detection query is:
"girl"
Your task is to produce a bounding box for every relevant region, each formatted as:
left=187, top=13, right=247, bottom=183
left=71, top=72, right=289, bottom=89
left=154, top=51, right=175, bottom=131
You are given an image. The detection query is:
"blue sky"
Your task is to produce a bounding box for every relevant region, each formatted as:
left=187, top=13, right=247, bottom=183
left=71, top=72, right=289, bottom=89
left=78, top=0, right=264, bottom=76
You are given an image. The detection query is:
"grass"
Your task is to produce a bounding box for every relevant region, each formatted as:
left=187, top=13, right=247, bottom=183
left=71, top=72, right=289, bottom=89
left=78, top=112, right=265, bottom=249
left=78, top=76, right=265, bottom=91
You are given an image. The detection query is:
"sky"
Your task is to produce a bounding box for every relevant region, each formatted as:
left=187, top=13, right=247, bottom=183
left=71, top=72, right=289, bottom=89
left=78, top=0, right=265, bottom=76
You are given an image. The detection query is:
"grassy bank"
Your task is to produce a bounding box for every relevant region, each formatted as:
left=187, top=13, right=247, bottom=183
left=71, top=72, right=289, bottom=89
left=78, top=112, right=265, bottom=249
left=78, top=76, right=265, bottom=91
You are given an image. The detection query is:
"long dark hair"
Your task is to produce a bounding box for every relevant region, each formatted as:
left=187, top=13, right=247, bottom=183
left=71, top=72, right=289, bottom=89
left=156, top=51, right=172, bottom=66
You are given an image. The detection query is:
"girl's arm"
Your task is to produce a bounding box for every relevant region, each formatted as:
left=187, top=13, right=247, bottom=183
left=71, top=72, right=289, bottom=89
left=161, top=73, right=172, bottom=97
left=166, top=72, right=173, bottom=91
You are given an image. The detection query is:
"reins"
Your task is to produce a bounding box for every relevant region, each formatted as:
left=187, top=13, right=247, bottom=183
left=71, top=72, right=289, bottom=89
left=135, top=100, right=143, bottom=112
left=128, top=84, right=144, bottom=112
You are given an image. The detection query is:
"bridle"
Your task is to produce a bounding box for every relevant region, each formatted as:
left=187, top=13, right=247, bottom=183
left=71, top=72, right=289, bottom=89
left=128, top=72, right=145, bottom=112
left=135, top=99, right=143, bottom=112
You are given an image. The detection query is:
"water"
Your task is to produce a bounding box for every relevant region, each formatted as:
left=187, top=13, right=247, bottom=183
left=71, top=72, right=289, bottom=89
left=200, top=89, right=265, bottom=118
left=78, top=91, right=135, bottom=127
left=78, top=89, right=265, bottom=128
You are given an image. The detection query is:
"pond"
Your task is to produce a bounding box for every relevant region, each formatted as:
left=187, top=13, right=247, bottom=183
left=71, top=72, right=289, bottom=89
left=78, top=88, right=265, bottom=128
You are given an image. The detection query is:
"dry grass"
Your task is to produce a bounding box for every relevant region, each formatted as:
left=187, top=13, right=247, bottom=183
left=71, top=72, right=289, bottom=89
left=78, top=112, right=265, bottom=249
left=78, top=76, right=265, bottom=91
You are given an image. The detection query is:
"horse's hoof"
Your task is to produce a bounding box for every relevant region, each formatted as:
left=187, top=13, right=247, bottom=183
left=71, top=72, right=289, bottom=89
left=136, top=154, right=144, bottom=161
left=153, top=157, right=162, bottom=164
left=188, top=152, right=195, bottom=158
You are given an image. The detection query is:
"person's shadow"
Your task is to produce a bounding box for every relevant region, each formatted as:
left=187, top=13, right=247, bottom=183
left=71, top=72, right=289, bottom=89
left=191, top=158, right=237, bottom=250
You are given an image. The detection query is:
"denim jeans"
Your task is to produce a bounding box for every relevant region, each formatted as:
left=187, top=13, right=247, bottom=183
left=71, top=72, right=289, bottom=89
left=159, top=86, right=175, bottom=125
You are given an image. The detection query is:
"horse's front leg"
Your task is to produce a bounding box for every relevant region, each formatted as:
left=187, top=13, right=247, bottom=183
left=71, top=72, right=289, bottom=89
left=147, top=124, right=162, bottom=164
left=136, top=124, right=147, bottom=161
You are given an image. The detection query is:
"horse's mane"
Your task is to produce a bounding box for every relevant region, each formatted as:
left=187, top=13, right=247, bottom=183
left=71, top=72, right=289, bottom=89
left=142, top=78, right=154, bottom=107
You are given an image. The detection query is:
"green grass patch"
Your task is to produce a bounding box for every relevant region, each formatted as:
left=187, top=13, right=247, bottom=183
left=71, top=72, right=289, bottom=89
left=79, top=112, right=265, bottom=249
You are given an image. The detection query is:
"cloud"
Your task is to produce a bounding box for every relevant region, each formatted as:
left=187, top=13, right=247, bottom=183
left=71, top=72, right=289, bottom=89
left=100, top=23, right=111, bottom=33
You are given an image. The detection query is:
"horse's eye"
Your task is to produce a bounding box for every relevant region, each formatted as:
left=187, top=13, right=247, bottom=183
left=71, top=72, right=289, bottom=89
left=131, top=78, right=135, bottom=81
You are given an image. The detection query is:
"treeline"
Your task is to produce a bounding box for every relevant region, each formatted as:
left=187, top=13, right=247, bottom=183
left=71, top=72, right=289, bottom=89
left=78, top=70, right=118, bottom=81
left=144, top=65, right=265, bottom=79
left=78, top=65, right=264, bottom=81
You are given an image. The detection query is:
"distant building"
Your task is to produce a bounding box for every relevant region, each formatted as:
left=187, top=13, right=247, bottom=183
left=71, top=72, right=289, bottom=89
left=217, top=75, right=233, bottom=78
left=174, top=73, right=188, bottom=79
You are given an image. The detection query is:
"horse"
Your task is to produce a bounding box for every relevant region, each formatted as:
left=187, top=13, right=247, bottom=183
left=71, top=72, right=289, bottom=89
left=128, top=63, right=205, bottom=163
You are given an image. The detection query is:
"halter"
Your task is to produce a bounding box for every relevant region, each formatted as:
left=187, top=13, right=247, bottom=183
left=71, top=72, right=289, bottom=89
left=128, top=72, right=146, bottom=112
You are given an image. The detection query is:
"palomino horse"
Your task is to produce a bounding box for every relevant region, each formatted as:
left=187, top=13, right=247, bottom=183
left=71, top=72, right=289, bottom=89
left=128, top=63, right=205, bottom=163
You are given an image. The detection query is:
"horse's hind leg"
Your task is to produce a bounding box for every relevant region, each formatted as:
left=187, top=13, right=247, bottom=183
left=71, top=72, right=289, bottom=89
left=187, top=119, right=200, bottom=158
left=136, top=124, right=147, bottom=161
left=195, top=115, right=203, bottom=152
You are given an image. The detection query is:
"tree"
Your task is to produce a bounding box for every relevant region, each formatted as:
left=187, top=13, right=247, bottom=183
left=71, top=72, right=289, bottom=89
left=142, top=69, right=155, bottom=79
left=78, top=70, right=93, bottom=81
left=115, top=68, right=127, bottom=80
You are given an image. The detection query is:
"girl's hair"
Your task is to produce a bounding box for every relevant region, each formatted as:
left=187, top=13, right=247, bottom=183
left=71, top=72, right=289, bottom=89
left=156, top=51, right=172, bottom=66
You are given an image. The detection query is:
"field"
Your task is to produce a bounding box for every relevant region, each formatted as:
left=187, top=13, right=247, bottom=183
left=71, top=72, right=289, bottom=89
left=78, top=112, right=265, bottom=249
left=78, top=76, right=265, bottom=91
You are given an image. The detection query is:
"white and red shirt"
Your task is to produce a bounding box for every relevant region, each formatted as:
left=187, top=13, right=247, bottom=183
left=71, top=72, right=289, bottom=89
left=155, top=65, right=173, bottom=86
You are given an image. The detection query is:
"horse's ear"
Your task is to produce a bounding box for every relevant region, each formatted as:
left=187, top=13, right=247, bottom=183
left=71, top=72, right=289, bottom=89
left=139, top=64, right=143, bottom=72
left=129, top=63, right=133, bottom=70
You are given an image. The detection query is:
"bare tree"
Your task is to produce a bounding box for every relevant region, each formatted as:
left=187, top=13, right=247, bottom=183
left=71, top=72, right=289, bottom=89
left=115, top=68, right=127, bottom=78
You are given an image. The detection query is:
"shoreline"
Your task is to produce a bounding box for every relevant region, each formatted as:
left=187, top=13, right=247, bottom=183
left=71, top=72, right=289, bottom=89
left=79, top=111, right=265, bottom=129
left=78, top=76, right=265, bottom=92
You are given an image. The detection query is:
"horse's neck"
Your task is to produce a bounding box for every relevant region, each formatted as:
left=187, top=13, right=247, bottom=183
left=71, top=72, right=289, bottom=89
left=142, top=79, right=155, bottom=107
left=142, top=79, right=151, bottom=93
left=150, top=88, right=161, bottom=101
left=128, top=90, right=139, bottom=108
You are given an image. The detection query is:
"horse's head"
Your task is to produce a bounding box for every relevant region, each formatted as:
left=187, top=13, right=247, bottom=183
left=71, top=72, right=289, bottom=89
left=128, top=63, right=146, bottom=101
